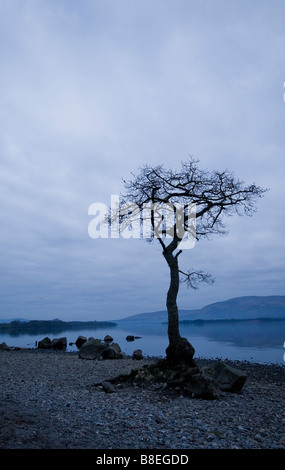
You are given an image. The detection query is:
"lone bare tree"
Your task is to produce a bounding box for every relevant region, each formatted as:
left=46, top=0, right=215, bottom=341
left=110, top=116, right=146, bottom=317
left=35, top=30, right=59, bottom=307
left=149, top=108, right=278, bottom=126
left=116, top=158, right=266, bottom=366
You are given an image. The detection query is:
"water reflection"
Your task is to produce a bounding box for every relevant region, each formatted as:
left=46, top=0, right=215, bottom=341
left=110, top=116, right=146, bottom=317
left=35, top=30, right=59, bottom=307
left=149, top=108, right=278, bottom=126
left=0, top=320, right=284, bottom=364
left=119, top=319, right=285, bottom=348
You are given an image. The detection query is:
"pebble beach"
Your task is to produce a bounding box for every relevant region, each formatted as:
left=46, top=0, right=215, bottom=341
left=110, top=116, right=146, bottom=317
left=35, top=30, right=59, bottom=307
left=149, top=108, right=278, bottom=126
left=0, top=348, right=284, bottom=450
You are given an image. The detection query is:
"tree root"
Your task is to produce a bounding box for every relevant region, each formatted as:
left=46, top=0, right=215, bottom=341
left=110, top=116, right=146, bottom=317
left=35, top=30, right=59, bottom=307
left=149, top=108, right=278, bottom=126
left=108, top=358, right=222, bottom=400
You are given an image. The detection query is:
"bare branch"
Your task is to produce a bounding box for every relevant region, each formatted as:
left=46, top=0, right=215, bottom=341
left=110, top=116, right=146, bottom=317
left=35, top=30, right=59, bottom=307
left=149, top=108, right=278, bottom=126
left=175, top=249, right=183, bottom=258
left=179, top=269, right=215, bottom=290
left=121, top=157, right=268, bottom=246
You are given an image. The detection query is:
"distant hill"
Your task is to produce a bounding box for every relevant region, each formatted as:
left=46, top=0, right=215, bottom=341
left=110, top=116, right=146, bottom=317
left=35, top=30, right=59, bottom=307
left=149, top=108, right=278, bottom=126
left=117, top=296, right=285, bottom=323
left=0, top=318, right=28, bottom=324
left=0, top=319, right=116, bottom=334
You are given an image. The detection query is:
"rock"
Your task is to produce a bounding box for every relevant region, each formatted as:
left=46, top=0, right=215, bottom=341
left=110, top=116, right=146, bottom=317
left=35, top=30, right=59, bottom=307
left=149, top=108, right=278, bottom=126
left=126, top=335, right=135, bottom=342
left=213, top=361, right=247, bottom=392
left=163, top=362, right=221, bottom=399
left=132, top=349, right=143, bottom=360
left=102, top=343, right=124, bottom=359
left=101, top=381, right=116, bottom=393
left=75, top=336, right=87, bottom=349
left=79, top=338, right=125, bottom=360
left=182, top=373, right=221, bottom=400
left=79, top=338, right=106, bottom=360
left=51, top=337, right=67, bottom=350
left=0, top=342, right=10, bottom=351
left=104, top=335, right=113, bottom=343
left=38, top=337, right=52, bottom=349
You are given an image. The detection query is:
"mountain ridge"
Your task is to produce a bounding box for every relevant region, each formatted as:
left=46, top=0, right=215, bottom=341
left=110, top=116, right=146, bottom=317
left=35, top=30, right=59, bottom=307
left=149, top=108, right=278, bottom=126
left=116, top=295, right=285, bottom=322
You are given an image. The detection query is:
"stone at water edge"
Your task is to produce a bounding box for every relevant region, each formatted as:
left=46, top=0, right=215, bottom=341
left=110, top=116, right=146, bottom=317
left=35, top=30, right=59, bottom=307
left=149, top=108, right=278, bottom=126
left=132, top=349, right=143, bottom=360
left=51, top=337, right=67, bottom=350
left=104, top=335, right=113, bottom=343
left=126, top=335, right=135, bottom=342
left=38, top=337, right=52, bottom=349
left=78, top=338, right=125, bottom=360
left=101, top=343, right=125, bottom=359
left=79, top=338, right=107, bottom=360
left=75, top=336, right=87, bottom=349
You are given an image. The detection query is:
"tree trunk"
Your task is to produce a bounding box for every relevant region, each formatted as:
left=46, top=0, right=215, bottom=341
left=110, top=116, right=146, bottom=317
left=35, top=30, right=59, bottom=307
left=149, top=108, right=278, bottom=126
left=163, top=250, right=195, bottom=366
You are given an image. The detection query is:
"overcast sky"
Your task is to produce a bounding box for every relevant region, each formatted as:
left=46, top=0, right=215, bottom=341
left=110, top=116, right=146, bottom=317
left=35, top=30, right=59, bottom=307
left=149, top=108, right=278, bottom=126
left=0, top=0, right=284, bottom=321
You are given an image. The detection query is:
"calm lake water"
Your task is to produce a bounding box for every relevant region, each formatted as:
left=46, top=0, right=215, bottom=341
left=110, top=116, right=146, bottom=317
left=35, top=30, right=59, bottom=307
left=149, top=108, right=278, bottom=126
left=1, top=320, right=285, bottom=365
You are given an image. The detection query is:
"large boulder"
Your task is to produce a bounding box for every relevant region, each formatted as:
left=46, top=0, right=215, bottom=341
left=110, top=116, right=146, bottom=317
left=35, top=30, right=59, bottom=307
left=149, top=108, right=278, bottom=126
left=51, top=337, right=67, bottom=350
left=164, top=363, right=221, bottom=399
left=183, top=373, right=221, bottom=400
left=78, top=338, right=107, bottom=360
left=102, top=343, right=124, bottom=359
left=213, top=361, right=247, bottom=392
left=0, top=342, right=10, bottom=351
left=79, top=338, right=125, bottom=360
left=38, top=337, right=52, bottom=349
left=75, top=336, right=87, bottom=349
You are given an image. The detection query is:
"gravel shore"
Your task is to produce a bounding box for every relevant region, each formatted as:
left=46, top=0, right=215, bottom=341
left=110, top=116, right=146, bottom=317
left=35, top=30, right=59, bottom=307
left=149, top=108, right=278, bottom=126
left=0, top=348, right=284, bottom=450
